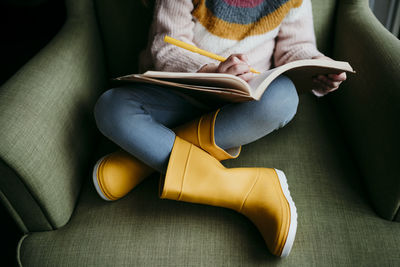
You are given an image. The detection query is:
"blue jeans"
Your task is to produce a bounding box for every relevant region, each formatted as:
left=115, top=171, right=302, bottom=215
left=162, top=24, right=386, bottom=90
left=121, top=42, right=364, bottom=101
left=94, top=75, right=299, bottom=173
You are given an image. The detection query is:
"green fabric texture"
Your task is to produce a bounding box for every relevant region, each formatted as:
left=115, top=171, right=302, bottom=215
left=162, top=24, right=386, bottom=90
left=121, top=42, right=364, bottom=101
left=311, top=0, right=337, bottom=55
left=0, top=160, right=51, bottom=233
left=18, top=95, right=400, bottom=266
left=331, top=0, right=400, bottom=221
left=0, top=0, right=107, bottom=231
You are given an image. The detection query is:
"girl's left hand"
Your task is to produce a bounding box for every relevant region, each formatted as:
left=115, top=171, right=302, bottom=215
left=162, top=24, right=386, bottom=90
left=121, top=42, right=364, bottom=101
left=311, top=55, right=347, bottom=97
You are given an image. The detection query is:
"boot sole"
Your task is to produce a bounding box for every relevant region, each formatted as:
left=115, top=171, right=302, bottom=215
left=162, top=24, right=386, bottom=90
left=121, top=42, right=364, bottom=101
left=275, top=169, right=298, bottom=257
left=92, top=155, right=112, bottom=201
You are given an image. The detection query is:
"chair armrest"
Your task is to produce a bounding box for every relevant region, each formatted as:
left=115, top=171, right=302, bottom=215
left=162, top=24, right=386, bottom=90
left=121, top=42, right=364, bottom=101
left=331, top=0, right=400, bottom=221
left=0, top=0, right=107, bottom=232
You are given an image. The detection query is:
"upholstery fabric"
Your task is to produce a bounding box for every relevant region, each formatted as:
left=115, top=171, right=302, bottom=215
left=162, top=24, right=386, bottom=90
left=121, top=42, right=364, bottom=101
left=0, top=160, right=51, bottom=233
left=331, top=0, right=400, bottom=221
left=310, top=0, right=337, bottom=55
left=0, top=0, right=107, bottom=231
left=18, top=95, right=400, bottom=266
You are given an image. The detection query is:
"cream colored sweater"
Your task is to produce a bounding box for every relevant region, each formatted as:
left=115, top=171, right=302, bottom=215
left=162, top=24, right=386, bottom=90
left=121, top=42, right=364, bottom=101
left=139, top=0, right=323, bottom=73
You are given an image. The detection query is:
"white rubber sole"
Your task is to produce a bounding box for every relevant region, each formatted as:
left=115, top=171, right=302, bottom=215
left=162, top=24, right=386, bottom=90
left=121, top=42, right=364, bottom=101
left=92, top=155, right=112, bottom=201
left=275, top=169, right=298, bottom=258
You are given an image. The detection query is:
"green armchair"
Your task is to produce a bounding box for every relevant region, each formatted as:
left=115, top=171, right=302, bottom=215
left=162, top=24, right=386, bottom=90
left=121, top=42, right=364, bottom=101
left=1, top=0, right=399, bottom=265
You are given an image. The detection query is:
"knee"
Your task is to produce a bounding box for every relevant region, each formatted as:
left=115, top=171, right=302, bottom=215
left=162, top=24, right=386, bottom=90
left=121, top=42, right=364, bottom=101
left=256, top=75, right=299, bottom=127
left=94, top=88, right=140, bottom=136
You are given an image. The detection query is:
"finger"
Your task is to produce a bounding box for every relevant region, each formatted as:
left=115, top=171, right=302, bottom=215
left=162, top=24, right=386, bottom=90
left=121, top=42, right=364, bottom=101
left=315, top=75, right=332, bottom=88
left=234, top=54, right=249, bottom=64
left=226, top=63, right=250, bottom=76
left=217, top=55, right=243, bottom=73
left=313, top=78, right=331, bottom=92
left=312, top=89, right=327, bottom=97
left=324, top=78, right=341, bottom=89
left=314, top=78, right=340, bottom=95
left=237, top=71, right=254, bottom=82
left=197, top=63, right=217, bottom=73
left=327, top=87, right=339, bottom=93
left=328, top=72, right=347, bottom=81
left=330, top=81, right=341, bottom=88
left=316, top=75, right=340, bottom=89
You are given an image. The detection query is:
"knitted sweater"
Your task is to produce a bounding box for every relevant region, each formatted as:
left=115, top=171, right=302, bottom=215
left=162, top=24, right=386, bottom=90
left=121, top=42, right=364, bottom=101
left=139, top=0, right=323, bottom=73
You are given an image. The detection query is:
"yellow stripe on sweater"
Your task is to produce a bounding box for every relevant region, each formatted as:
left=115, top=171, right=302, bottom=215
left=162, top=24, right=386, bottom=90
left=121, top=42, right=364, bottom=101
left=192, top=0, right=303, bottom=41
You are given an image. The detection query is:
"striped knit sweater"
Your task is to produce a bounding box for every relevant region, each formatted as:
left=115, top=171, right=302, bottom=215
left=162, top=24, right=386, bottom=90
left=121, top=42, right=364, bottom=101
left=139, top=0, right=323, bottom=73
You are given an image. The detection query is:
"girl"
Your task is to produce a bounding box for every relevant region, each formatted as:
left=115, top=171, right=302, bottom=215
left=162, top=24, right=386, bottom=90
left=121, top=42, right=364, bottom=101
left=92, top=0, right=346, bottom=257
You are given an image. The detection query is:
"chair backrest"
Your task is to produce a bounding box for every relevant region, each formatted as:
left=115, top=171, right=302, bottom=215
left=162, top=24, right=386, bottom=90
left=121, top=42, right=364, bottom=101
left=94, top=0, right=338, bottom=78
left=0, top=0, right=107, bottom=232
left=312, top=0, right=338, bottom=54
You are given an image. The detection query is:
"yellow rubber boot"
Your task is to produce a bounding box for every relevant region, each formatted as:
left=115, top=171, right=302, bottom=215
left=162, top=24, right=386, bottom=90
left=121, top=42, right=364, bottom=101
left=93, top=109, right=241, bottom=201
left=173, top=109, right=241, bottom=161
left=160, top=136, right=297, bottom=257
left=92, top=150, right=153, bottom=201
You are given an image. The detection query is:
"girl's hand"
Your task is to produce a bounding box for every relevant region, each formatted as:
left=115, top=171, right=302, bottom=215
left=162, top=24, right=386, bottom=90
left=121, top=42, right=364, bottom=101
left=311, top=55, right=347, bottom=97
left=197, top=54, right=253, bottom=82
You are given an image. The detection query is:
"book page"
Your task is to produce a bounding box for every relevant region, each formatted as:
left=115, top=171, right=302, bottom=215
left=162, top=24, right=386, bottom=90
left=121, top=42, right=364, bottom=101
left=247, top=59, right=354, bottom=100
left=247, top=68, right=276, bottom=97
left=142, top=71, right=252, bottom=95
left=115, top=75, right=255, bottom=102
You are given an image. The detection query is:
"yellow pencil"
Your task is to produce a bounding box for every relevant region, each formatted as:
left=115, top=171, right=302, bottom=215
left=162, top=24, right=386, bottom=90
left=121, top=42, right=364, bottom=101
left=164, top=35, right=260, bottom=74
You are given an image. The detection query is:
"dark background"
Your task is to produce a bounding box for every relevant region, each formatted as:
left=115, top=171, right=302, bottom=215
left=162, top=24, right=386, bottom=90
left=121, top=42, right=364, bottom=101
left=0, top=0, right=66, bottom=265
left=0, top=0, right=66, bottom=86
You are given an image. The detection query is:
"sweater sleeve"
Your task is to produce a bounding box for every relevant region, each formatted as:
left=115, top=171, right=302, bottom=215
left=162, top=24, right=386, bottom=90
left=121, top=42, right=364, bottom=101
left=149, top=0, right=212, bottom=72
left=273, top=0, right=324, bottom=67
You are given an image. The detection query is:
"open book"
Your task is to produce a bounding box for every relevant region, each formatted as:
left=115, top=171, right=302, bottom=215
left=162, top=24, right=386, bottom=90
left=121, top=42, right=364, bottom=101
left=115, top=59, right=355, bottom=103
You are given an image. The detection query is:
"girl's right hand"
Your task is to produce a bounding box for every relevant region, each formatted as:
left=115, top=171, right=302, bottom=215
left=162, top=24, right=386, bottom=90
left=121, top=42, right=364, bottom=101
left=197, top=54, right=253, bottom=82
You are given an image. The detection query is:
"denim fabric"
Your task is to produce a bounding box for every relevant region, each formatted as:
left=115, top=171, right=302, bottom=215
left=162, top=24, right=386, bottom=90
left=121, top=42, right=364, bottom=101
left=214, top=75, right=298, bottom=150
left=94, top=75, right=298, bottom=173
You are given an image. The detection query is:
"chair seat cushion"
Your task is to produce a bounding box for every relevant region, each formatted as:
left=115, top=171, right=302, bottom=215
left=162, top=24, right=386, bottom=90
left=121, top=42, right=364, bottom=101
left=18, top=94, right=400, bottom=266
